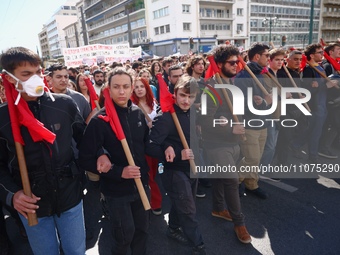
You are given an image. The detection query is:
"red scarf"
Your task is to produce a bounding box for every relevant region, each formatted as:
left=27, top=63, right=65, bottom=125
left=323, top=51, right=340, bottom=71
left=2, top=75, right=56, bottom=145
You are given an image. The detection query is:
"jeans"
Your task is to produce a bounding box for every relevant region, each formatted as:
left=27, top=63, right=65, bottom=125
left=105, top=193, right=149, bottom=255
left=19, top=201, right=85, bottom=255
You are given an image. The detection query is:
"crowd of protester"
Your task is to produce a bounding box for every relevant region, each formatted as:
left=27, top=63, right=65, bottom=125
left=1, top=39, right=340, bottom=255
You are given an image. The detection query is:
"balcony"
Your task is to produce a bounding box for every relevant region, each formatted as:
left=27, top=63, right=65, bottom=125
left=87, top=8, right=145, bottom=32
left=323, top=0, right=340, bottom=5
left=321, top=25, right=340, bottom=31
left=199, top=14, right=233, bottom=20
left=323, top=12, right=340, bottom=18
left=89, top=22, right=146, bottom=42
left=199, top=0, right=234, bottom=3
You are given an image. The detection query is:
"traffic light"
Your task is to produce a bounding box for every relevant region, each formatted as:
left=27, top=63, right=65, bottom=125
left=189, top=37, right=194, bottom=49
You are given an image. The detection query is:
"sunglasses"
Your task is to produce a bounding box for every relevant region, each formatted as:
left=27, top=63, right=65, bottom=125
left=225, top=60, right=240, bottom=65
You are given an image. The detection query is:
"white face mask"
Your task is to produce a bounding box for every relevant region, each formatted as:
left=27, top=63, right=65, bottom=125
left=3, top=69, right=47, bottom=104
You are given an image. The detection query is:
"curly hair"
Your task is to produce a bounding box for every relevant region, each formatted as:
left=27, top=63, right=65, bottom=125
left=212, top=45, right=240, bottom=64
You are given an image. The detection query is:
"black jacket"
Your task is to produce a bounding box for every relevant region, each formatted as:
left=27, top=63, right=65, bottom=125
left=78, top=100, right=149, bottom=198
left=0, top=93, right=86, bottom=217
left=146, top=104, right=200, bottom=173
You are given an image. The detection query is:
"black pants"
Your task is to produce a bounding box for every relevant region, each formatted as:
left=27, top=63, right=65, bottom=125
left=161, top=170, right=203, bottom=246
left=105, top=193, right=149, bottom=255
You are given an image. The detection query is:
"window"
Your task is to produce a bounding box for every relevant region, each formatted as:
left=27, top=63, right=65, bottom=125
left=237, top=8, right=243, bottom=16
left=153, top=7, right=169, bottom=19
left=183, top=4, right=190, bottom=13
left=154, top=27, right=159, bottom=35
left=160, top=26, right=165, bottom=34
left=165, top=24, right=170, bottom=33
left=237, top=24, right=243, bottom=32
left=216, top=9, right=224, bottom=18
left=183, top=23, right=191, bottom=31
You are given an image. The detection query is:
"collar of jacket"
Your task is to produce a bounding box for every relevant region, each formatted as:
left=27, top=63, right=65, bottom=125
left=247, top=61, right=264, bottom=75
left=173, top=103, right=190, bottom=115
left=114, top=99, right=132, bottom=114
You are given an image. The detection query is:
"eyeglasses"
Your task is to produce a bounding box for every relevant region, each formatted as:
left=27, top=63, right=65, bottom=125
left=225, top=60, right=240, bottom=66
left=261, top=53, right=271, bottom=58
left=315, top=51, right=324, bottom=55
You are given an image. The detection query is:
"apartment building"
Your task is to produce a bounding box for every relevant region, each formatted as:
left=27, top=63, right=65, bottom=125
left=249, top=0, right=321, bottom=49
left=84, top=0, right=147, bottom=49
left=83, top=0, right=248, bottom=56
left=146, top=0, right=248, bottom=56
left=320, top=0, right=340, bottom=44
left=38, top=26, right=50, bottom=61
left=39, top=0, right=78, bottom=60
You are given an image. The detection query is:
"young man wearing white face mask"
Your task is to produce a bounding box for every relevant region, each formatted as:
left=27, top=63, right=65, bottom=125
left=0, top=47, right=87, bottom=255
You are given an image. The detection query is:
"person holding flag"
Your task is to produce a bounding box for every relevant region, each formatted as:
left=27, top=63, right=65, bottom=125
left=199, top=44, right=252, bottom=244
left=78, top=68, right=150, bottom=254
left=0, top=47, right=86, bottom=254
left=146, top=74, right=206, bottom=255
left=234, top=42, right=273, bottom=199
left=318, top=42, right=340, bottom=159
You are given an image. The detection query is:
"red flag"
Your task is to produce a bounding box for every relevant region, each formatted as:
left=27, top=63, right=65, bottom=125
left=320, top=38, right=326, bottom=47
left=156, top=73, right=175, bottom=113
left=84, top=78, right=99, bottom=110
left=260, top=67, right=269, bottom=74
left=324, top=51, right=340, bottom=71
left=98, top=87, right=125, bottom=140
left=300, top=54, right=307, bottom=72
left=2, top=75, right=56, bottom=145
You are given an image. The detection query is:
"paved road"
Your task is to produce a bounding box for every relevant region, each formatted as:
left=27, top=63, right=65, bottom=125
left=4, top=147, right=340, bottom=255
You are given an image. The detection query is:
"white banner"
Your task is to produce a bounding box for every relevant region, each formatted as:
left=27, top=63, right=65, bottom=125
left=62, top=43, right=142, bottom=67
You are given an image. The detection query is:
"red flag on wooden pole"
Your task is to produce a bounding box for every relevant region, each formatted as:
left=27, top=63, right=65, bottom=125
left=99, top=88, right=150, bottom=210
left=156, top=74, right=197, bottom=174
left=84, top=78, right=101, bottom=110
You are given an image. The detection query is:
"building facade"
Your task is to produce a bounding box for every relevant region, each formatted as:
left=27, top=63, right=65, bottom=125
left=41, top=0, right=334, bottom=62
left=146, top=0, right=248, bottom=56
left=39, top=0, right=78, bottom=60
left=320, top=0, right=340, bottom=44
left=249, top=0, right=321, bottom=49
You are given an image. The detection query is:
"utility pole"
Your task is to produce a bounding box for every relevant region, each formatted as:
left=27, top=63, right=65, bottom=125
left=80, top=5, right=88, bottom=45
left=74, top=23, right=80, bottom=47
left=309, top=0, right=314, bottom=44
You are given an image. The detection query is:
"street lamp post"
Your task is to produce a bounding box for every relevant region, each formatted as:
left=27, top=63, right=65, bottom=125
left=263, top=17, right=277, bottom=44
